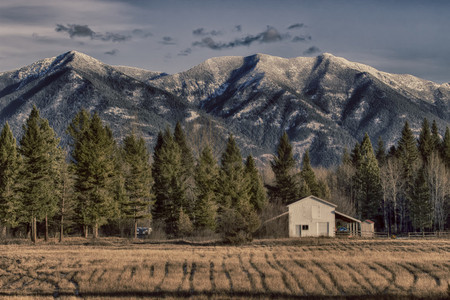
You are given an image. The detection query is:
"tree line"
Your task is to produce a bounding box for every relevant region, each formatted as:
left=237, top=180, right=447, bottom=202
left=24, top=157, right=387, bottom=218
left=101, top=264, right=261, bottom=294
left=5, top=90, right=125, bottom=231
left=0, top=107, right=266, bottom=243
left=270, top=120, right=450, bottom=234
left=0, top=106, right=449, bottom=243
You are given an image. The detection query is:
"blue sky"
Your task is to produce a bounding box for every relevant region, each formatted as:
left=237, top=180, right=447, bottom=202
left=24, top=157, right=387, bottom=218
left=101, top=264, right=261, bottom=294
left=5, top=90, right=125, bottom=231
left=0, top=0, right=449, bottom=83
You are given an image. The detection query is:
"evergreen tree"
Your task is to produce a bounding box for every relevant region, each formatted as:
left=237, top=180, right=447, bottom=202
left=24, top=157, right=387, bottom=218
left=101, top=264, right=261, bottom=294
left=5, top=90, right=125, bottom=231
left=68, top=111, right=117, bottom=238
left=411, top=168, right=432, bottom=231
left=442, top=127, right=450, bottom=169
left=270, top=132, right=299, bottom=204
left=396, top=121, right=420, bottom=232
left=0, top=122, right=22, bottom=235
left=54, top=149, right=75, bottom=242
left=217, top=135, right=259, bottom=243
left=244, top=155, right=268, bottom=212
left=418, top=118, right=433, bottom=163
left=20, top=106, right=60, bottom=242
left=431, top=120, right=441, bottom=152
left=122, top=133, right=153, bottom=238
left=356, top=133, right=382, bottom=222
left=173, top=122, right=195, bottom=217
left=193, top=145, right=218, bottom=231
left=151, top=128, right=186, bottom=235
left=300, top=150, right=320, bottom=197
left=375, top=136, right=387, bottom=166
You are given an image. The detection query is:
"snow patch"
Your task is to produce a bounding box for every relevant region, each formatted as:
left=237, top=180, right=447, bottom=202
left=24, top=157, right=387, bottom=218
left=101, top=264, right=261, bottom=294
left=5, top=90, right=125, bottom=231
left=105, top=107, right=135, bottom=119
left=186, top=110, right=199, bottom=122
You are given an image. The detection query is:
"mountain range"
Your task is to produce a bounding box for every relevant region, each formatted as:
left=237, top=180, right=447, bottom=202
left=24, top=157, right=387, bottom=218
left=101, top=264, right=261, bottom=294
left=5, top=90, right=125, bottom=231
left=0, top=51, right=449, bottom=167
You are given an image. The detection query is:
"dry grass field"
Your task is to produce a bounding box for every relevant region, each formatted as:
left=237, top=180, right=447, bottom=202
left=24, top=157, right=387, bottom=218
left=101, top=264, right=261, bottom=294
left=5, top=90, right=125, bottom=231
left=0, top=238, right=449, bottom=299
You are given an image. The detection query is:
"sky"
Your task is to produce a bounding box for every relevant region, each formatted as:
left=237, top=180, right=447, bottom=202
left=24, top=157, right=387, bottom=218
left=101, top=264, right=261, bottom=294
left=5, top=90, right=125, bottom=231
left=0, top=0, right=449, bottom=83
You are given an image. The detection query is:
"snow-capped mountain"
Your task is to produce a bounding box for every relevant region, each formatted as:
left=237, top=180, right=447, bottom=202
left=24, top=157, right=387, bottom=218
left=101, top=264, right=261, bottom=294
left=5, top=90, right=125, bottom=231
left=0, top=51, right=448, bottom=166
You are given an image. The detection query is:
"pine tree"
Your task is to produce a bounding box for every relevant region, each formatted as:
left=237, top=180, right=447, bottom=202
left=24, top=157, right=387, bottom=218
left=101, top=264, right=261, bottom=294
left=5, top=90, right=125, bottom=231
left=418, top=118, right=433, bottom=163
left=300, top=150, right=320, bottom=197
left=217, top=135, right=259, bottom=243
left=193, top=145, right=218, bottom=231
left=173, top=122, right=195, bottom=218
left=151, top=128, right=186, bottom=235
left=68, top=111, right=117, bottom=238
left=442, top=127, right=450, bottom=169
left=20, top=106, right=60, bottom=242
left=411, top=168, right=432, bottom=232
left=358, top=133, right=382, bottom=222
left=270, top=132, right=299, bottom=204
left=245, top=155, right=268, bottom=212
left=375, top=136, right=387, bottom=166
left=0, top=122, right=22, bottom=236
left=396, top=121, right=420, bottom=232
left=431, top=120, right=441, bottom=152
left=54, top=148, right=75, bottom=242
left=122, top=133, right=153, bottom=238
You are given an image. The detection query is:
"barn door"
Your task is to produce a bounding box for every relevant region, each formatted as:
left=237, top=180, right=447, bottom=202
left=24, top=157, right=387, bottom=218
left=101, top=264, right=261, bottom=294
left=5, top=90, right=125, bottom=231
left=318, top=222, right=329, bottom=236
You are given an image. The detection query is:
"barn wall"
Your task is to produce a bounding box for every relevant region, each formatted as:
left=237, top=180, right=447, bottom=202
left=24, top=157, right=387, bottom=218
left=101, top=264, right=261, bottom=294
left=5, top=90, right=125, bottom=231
left=288, top=197, right=336, bottom=237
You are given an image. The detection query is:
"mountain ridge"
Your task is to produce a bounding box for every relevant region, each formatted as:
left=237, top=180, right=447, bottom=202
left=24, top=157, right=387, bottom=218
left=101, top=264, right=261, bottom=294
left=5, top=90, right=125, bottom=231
left=0, top=51, right=448, bottom=167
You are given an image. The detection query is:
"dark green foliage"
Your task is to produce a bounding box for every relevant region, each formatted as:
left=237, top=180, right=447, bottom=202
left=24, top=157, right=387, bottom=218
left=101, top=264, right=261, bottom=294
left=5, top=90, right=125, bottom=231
left=418, top=118, right=433, bottom=163
left=122, top=133, right=153, bottom=238
left=431, top=120, right=441, bottom=152
left=270, top=132, right=299, bottom=204
left=442, top=127, right=450, bottom=168
left=354, top=134, right=382, bottom=221
left=193, top=146, right=218, bottom=231
left=245, top=155, right=268, bottom=212
left=411, top=168, right=432, bottom=231
left=151, top=128, right=186, bottom=236
left=375, top=136, right=387, bottom=166
left=217, top=135, right=259, bottom=243
left=19, top=106, right=60, bottom=241
left=0, top=122, right=22, bottom=229
left=68, top=111, right=117, bottom=236
left=300, top=150, right=320, bottom=197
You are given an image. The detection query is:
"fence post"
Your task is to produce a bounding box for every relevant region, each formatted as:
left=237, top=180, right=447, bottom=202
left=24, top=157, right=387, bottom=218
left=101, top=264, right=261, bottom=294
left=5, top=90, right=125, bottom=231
left=408, top=232, right=410, bottom=239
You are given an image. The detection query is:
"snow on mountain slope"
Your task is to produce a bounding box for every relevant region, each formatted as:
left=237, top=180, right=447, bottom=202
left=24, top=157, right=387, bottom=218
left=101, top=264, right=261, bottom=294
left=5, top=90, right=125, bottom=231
left=0, top=51, right=448, bottom=167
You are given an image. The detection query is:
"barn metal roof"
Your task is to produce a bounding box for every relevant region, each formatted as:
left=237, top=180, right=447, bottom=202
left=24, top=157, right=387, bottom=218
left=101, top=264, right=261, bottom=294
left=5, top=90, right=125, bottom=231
left=287, top=195, right=338, bottom=208
left=335, top=211, right=361, bottom=223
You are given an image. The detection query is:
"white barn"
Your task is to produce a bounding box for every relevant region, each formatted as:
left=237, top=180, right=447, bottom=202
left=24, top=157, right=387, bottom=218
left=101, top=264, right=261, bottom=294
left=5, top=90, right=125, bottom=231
left=287, top=195, right=338, bottom=237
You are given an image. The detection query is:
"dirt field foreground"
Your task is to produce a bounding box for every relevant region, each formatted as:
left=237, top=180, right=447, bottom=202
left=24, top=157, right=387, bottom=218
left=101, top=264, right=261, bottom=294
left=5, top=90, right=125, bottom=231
left=0, top=238, right=449, bottom=299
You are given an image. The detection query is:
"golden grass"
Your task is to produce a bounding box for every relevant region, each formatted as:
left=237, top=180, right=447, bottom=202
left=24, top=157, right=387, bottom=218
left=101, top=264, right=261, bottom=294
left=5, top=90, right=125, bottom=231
left=0, top=238, right=449, bottom=299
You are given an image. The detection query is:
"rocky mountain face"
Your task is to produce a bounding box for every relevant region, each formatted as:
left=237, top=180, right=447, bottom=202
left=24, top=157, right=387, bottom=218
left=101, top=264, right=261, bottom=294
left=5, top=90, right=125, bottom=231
left=0, top=51, right=449, bottom=167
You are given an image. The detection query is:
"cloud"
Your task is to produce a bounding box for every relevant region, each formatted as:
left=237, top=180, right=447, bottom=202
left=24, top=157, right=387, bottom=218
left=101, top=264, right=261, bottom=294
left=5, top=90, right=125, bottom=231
left=178, top=48, right=192, bottom=56
left=105, top=49, right=118, bottom=55
left=292, top=35, right=312, bottom=42
left=192, top=28, right=223, bottom=36
left=288, top=23, right=305, bottom=30
left=55, top=24, right=131, bottom=42
left=233, top=25, right=242, bottom=32
left=192, top=26, right=289, bottom=50
left=303, top=46, right=321, bottom=55
left=160, top=36, right=176, bottom=45
left=132, top=29, right=153, bottom=38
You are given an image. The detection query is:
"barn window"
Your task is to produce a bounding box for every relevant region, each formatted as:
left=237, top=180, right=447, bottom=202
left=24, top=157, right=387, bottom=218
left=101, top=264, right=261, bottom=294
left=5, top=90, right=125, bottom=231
left=302, top=225, right=309, bottom=230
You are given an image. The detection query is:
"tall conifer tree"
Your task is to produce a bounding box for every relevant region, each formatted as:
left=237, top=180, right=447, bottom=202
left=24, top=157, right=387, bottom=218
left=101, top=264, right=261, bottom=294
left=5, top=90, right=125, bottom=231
left=20, top=106, right=60, bottom=242
left=442, top=127, right=450, bottom=168
left=68, top=111, right=117, bottom=238
left=151, top=128, right=186, bottom=235
left=418, top=118, right=433, bottom=163
left=122, top=133, right=153, bottom=238
left=300, top=150, right=320, bottom=197
left=270, top=132, right=299, bottom=204
left=245, top=155, right=268, bottom=212
left=0, top=122, right=22, bottom=235
left=217, top=135, right=259, bottom=243
left=396, top=121, right=419, bottom=232
left=193, top=145, right=219, bottom=231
